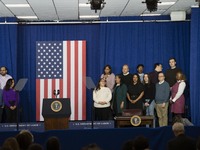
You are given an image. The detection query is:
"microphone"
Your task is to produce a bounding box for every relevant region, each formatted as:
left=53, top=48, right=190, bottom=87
left=53, top=89, right=60, bottom=98
left=57, top=90, right=60, bottom=95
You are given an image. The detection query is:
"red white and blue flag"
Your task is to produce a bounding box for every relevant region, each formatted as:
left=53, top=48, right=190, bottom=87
left=36, top=40, right=86, bottom=121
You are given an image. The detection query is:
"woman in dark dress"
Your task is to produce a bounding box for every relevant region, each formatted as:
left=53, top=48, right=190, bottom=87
left=143, top=74, right=155, bottom=116
left=127, top=74, right=144, bottom=109
left=3, top=78, right=18, bottom=123
left=111, top=75, right=127, bottom=116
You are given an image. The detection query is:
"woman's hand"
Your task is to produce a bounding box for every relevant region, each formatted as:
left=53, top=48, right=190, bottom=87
left=120, top=102, right=124, bottom=109
left=131, top=100, right=137, bottom=104
left=13, top=106, right=16, bottom=110
left=10, top=106, right=16, bottom=110
left=98, top=101, right=107, bottom=105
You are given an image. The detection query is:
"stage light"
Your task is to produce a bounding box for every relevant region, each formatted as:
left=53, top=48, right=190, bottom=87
left=196, top=0, right=200, bottom=7
left=144, top=0, right=159, bottom=12
left=89, top=0, right=105, bottom=13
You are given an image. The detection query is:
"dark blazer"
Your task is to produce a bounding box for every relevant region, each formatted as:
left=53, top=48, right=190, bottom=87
left=112, top=84, right=127, bottom=114
left=167, top=134, right=196, bottom=150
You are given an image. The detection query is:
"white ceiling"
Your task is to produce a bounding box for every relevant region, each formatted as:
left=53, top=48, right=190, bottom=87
left=0, top=0, right=198, bottom=21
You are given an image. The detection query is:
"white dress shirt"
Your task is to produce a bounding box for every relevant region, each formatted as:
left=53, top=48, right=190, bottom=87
left=0, top=74, right=12, bottom=89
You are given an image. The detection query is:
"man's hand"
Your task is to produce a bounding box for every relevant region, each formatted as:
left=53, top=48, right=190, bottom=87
left=162, top=103, right=166, bottom=108
left=144, top=102, right=149, bottom=107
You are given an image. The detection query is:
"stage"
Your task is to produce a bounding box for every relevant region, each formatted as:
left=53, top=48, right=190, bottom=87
left=0, top=121, right=115, bottom=131
left=0, top=122, right=200, bottom=150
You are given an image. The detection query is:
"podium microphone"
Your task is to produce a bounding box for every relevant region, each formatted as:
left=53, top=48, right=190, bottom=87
left=54, top=89, right=60, bottom=98
left=57, top=90, right=60, bottom=95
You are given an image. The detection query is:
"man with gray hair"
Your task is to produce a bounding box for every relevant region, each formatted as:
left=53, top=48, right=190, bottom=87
left=167, top=122, right=196, bottom=150
left=155, top=72, right=170, bottom=127
left=121, top=64, right=132, bottom=87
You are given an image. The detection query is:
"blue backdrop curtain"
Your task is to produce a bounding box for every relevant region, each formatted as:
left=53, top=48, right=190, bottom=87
left=190, top=8, right=200, bottom=126
left=0, top=17, right=196, bottom=123
left=0, top=24, right=17, bottom=79
left=99, top=21, right=190, bottom=76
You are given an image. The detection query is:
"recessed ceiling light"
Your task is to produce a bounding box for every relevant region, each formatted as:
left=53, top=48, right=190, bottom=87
left=5, top=4, right=30, bottom=7
left=140, top=14, right=161, bottom=16
left=191, top=5, right=199, bottom=8
left=158, top=2, right=175, bottom=6
left=16, top=16, right=38, bottom=19
left=79, top=15, right=99, bottom=19
left=79, top=3, right=90, bottom=7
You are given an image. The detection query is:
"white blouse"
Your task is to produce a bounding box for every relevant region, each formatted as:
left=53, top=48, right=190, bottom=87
left=171, top=80, right=186, bottom=102
left=93, top=87, right=112, bottom=108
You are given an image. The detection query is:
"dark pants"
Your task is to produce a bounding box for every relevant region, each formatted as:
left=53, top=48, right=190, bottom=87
left=5, top=106, right=17, bottom=123
left=94, top=107, right=112, bottom=120
left=0, top=107, right=3, bottom=123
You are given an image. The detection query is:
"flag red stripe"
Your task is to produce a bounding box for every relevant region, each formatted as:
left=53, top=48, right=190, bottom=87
left=52, top=79, right=55, bottom=98
left=74, top=41, right=79, bottom=120
left=36, top=79, right=40, bottom=121
left=60, top=79, right=63, bottom=98
left=82, top=41, right=86, bottom=120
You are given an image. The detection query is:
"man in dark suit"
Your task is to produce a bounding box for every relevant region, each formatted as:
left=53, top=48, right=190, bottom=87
left=167, top=122, right=196, bottom=150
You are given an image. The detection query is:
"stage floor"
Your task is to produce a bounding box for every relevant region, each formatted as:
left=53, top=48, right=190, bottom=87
left=0, top=120, right=115, bottom=132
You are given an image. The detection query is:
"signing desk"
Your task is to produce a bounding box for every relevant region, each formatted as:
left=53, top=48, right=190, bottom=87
left=115, top=116, right=154, bottom=128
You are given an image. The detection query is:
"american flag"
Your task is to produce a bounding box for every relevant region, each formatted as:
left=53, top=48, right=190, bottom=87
left=36, top=40, right=86, bottom=121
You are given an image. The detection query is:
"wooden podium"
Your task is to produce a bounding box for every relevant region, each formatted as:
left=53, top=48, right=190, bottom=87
left=42, top=98, right=71, bottom=130
left=115, top=109, right=155, bottom=128
left=115, top=116, right=154, bottom=128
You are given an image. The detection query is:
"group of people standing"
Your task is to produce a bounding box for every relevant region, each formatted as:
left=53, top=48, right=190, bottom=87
left=93, top=58, right=187, bottom=127
left=0, top=66, right=18, bottom=123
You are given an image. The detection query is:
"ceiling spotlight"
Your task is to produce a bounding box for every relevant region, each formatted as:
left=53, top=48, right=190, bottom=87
left=196, top=0, right=200, bottom=7
left=142, top=0, right=160, bottom=12
left=89, top=0, right=106, bottom=13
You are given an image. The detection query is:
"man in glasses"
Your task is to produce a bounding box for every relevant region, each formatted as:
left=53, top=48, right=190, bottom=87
left=155, top=72, right=170, bottom=127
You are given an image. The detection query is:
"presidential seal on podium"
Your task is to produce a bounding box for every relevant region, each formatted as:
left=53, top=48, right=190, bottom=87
left=130, top=115, right=141, bottom=126
left=51, top=100, right=62, bottom=112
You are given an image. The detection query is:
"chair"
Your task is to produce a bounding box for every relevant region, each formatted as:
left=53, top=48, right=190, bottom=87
left=122, top=109, right=143, bottom=117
